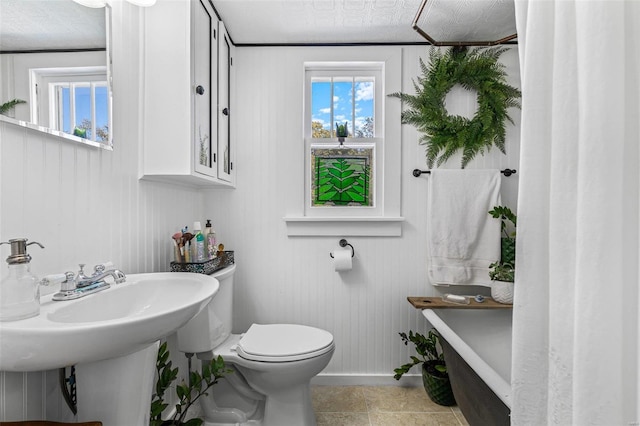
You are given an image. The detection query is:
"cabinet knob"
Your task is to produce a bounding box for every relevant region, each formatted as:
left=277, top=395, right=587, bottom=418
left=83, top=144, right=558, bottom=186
left=222, top=107, right=229, bottom=116
left=196, top=85, right=205, bottom=95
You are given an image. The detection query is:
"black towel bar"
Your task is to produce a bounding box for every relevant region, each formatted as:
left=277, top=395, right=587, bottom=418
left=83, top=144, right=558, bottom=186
left=412, top=168, right=517, bottom=177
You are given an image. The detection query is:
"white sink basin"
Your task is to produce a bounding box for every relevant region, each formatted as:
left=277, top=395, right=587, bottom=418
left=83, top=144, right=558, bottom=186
left=0, top=272, right=219, bottom=372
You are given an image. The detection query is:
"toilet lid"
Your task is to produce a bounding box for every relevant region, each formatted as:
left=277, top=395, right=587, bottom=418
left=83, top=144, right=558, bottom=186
left=237, top=324, right=334, bottom=362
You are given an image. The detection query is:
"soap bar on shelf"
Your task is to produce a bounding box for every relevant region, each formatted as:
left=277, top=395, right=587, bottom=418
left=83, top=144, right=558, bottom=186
left=442, top=294, right=470, bottom=305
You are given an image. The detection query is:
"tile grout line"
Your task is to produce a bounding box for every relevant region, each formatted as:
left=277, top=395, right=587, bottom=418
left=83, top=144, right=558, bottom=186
left=361, top=386, right=373, bottom=426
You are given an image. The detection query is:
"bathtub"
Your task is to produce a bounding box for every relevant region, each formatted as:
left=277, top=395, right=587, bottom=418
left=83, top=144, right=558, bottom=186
left=422, top=308, right=512, bottom=425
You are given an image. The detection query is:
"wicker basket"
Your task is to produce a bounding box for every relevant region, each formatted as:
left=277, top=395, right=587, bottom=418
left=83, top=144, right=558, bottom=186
left=170, top=251, right=234, bottom=275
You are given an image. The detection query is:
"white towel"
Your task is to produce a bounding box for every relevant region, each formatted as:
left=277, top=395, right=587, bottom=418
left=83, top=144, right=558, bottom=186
left=427, top=169, right=502, bottom=286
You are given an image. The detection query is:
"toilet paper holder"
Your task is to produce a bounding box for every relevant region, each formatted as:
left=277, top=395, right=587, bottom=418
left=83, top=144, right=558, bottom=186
left=329, top=239, right=355, bottom=258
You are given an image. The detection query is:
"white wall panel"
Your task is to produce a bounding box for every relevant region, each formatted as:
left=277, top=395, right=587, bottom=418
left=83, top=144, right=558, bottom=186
left=203, top=45, right=521, bottom=382
left=0, top=37, right=521, bottom=422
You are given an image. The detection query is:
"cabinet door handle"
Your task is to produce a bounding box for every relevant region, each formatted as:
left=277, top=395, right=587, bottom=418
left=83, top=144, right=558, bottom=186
left=222, top=107, right=229, bottom=116
left=196, top=85, right=205, bottom=95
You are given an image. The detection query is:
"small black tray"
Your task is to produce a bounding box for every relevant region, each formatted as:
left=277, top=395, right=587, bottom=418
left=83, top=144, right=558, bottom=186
left=170, top=251, right=234, bottom=275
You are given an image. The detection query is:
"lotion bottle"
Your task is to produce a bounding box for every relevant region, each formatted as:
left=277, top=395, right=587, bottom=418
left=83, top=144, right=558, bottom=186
left=205, top=219, right=217, bottom=259
left=193, top=222, right=206, bottom=262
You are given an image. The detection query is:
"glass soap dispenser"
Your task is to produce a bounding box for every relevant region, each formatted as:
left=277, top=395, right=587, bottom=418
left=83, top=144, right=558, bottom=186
left=0, top=238, right=44, bottom=321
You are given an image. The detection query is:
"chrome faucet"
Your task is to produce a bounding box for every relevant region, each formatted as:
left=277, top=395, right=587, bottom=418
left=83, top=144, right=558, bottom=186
left=46, top=263, right=127, bottom=301
left=75, top=264, right=126, bottom=287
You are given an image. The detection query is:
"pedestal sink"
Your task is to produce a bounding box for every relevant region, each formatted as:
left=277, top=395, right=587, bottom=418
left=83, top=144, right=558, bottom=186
left=0, top=272, right=219, bottom=425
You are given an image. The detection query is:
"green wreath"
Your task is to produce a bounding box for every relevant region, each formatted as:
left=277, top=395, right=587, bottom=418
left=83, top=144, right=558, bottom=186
left=389, top=46, right=521, bottom=168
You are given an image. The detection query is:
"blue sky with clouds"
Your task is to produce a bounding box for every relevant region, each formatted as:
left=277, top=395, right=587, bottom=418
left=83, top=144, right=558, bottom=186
left=312, top=78, right=374, bottom=136
left=61, top=84, right=109, bottom=140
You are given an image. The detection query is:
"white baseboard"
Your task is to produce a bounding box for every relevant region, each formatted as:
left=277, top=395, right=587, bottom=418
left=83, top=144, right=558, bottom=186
left=311, top=374, right=422, bottom=387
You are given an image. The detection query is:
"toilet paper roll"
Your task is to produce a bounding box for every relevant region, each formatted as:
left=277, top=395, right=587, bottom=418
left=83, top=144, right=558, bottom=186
left=332, top=249, right=352, bottom=272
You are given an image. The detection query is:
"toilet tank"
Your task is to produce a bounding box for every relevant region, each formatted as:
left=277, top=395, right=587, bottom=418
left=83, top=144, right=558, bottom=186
left=176, top=264, right=236, bottom=354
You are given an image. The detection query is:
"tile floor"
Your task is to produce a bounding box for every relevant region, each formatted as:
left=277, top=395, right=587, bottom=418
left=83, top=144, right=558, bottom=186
left=311, top=386, right=470, bottom=426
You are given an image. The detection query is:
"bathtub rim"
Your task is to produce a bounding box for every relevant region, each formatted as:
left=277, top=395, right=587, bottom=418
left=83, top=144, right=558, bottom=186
left=421, top=308, right=512, bottom=409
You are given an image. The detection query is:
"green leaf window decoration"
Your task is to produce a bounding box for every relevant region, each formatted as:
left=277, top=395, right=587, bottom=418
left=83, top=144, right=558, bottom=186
left=311, top=146, right=373, bottom=207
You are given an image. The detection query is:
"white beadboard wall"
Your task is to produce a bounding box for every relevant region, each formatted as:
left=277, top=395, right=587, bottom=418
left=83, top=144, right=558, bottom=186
left=0, top=23, right=521, bottom=422
left=202, top=45, right=521, bottom=383
left=0, top=3, right=201, bottom=421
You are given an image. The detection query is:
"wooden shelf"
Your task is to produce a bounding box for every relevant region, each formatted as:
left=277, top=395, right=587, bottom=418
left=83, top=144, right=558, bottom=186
left=407, top=296, right=512, bottom=309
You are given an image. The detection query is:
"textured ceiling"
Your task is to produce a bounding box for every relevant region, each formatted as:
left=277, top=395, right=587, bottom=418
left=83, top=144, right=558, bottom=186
left=0, top=0, right=106, bottom=51
left=0, top=0, right=516, bottom=51
left=212, top=0, right=517, bottom=45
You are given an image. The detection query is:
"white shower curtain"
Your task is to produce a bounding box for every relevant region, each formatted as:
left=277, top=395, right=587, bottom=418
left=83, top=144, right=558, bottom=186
left=512, top=1, right=640, bottom=424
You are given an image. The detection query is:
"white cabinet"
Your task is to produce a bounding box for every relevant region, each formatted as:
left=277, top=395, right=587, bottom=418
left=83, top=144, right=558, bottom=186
left=141, top=0, right=235, bottom=187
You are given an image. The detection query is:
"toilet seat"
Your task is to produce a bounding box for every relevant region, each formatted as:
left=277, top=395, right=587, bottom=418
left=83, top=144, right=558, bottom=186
left=236, top=324, right=334, bottom=362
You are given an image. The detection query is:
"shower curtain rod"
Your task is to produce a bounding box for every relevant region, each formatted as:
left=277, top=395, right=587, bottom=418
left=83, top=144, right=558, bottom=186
left=412, top=168, right=517, bottom=177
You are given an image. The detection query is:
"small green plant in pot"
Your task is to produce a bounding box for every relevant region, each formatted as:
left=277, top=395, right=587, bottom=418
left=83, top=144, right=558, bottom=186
left=488, top=205, right=517, bottom=304
left=394, top=329, right=456, bottom=406
left=488, top=205, right=516, bottom=266
left=150, top=342, right=231, bottom=426
left=335, top=121, right=349, bottom=138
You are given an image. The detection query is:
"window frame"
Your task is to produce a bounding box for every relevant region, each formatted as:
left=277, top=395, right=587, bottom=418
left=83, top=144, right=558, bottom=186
left=304, top=63, right=383, bottom=217
left=284, top=49, right=404, bottom=237
left=30, top=66, right=111, bottom=145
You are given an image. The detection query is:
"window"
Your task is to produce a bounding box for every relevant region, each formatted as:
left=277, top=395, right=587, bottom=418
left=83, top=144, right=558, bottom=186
left=311, top=76, right=375, bottom=138
left=284, top=51, right=403, bottom=237
left=30, top=67, right=110, bottom=144
left=51, top=81, right=109, bottom=142
left=304, top=64, right=382, bottom=215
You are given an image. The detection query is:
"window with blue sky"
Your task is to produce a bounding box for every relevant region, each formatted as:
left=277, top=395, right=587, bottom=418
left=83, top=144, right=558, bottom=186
left=55, top=82, right=109, bottom=142
left=304, top=62, right=386, bottom=215
left=311, top=77, right=374, bottom=138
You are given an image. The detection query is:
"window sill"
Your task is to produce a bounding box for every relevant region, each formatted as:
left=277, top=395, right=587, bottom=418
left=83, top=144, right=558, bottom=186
left=284, top=216, right=404, bottom=237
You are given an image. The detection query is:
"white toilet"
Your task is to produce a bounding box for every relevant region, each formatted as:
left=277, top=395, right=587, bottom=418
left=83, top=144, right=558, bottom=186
left=176, top=264, right=335, bottom=426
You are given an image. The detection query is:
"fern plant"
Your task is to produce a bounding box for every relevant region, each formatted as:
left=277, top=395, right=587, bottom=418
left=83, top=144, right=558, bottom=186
left=388, top=46, right=521, bottom=168
left=0, top=99, right=26, bottom=115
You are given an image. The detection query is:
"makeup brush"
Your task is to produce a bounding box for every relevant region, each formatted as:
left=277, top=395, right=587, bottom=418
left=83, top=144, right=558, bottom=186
left=183, top=232, right=194, bottom=262
left=172, top=232, right=183, bottom=262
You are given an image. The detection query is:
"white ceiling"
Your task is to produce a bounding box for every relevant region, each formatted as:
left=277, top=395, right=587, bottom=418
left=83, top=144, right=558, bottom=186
left=0, top=0, right=516, bottom=51
left=0, top=0, right=105, bottom=52
left=212, top=0, right=517, bottom=45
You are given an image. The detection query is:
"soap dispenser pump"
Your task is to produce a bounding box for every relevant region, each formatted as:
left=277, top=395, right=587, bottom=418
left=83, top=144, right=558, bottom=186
left=0, top=238, right=44, bottom=321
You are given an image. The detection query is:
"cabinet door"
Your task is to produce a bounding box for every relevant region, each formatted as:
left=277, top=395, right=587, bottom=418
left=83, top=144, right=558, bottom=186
left=193, top=0, right=218, bottom=178
left=217, top=22, right=234, bottom=183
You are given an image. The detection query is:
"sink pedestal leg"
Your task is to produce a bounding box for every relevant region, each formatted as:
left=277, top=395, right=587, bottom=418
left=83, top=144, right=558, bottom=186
left=75, top=341, right=159, bottom=426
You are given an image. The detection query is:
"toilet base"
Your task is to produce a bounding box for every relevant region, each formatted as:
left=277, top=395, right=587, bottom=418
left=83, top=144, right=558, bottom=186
left=198, top=366, right=317, bottom=426
left=260, top=381, right=316, bottom=426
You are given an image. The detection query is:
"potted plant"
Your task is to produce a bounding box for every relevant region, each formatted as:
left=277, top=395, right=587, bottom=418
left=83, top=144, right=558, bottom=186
left=488, top=205, right=516, bottom=266
left=394, top=329, right=456, bottom=406
left=488, top=205, right=516, bottom=304
left=335, top=121, right=348, bottom=143
left=150, top=342, right=231, bottom=426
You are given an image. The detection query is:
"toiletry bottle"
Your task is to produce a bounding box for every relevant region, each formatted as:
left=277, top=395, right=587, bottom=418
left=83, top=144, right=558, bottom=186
left=193, top=222, right=206, bottom=262
left=0, top=239, right=44, bottom=321
left=205, top=219, right=217, bottom=259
